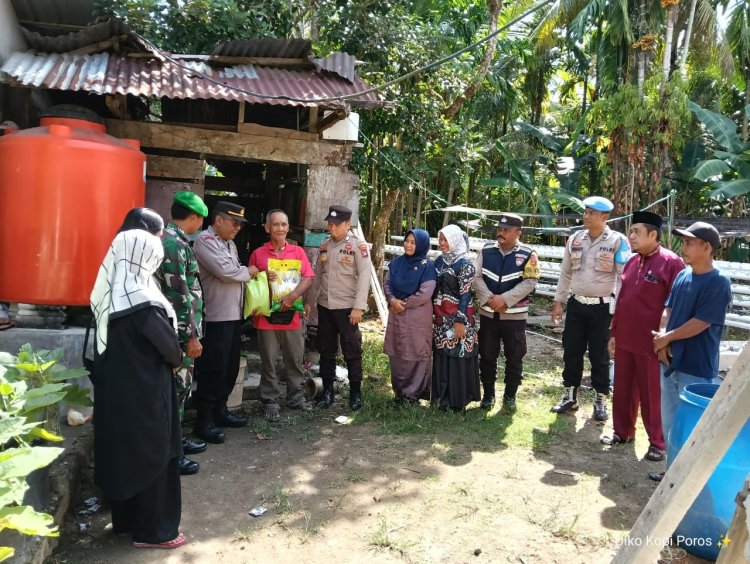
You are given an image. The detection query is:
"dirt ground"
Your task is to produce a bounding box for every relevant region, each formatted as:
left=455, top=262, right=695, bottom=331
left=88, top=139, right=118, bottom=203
left=50, top=326, right=706, bottom=564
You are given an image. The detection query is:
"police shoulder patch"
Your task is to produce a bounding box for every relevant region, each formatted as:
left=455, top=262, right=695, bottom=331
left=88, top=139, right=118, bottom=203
left=358, top=242, right=369, bottom=258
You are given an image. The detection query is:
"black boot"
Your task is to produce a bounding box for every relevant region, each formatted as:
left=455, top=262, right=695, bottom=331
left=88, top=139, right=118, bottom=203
left=193, top=411, right=225, bottom=444
left=182, top=436, right=207, bottom=455
left=316, top=379, right=335, bottom=409
left=480, top=382, right=496, bottom=410
left=179, top=455, right=200, bottom=475
left=349, top=381, right=362, bottom=411
left=214, top=404, right=248, bottom=428
left=551, top=386, right=579, bottom=414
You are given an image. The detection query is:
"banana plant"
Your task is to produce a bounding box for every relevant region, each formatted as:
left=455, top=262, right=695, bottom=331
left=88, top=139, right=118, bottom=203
left=689, top=102, right=750, bottom=200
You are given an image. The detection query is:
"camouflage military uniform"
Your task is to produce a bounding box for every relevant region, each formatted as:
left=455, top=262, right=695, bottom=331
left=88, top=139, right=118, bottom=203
left=157, top=222, right=204, bottom=419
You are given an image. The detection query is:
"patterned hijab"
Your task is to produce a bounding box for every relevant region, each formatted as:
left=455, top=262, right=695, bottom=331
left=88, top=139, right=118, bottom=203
left=438, top=224, right=469, bottom=266
left=90, top=230, right=177, bottom=355
left=389, top=229, right=438, bottom=299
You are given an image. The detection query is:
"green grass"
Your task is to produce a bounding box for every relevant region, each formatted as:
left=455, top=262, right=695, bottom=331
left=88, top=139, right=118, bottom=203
left=353, top=335, right=575, bottom=451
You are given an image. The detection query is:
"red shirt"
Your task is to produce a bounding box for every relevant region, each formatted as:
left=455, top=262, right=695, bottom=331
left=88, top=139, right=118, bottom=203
left=248, top=241, right=314, bottom=331
left=611, top=245, right=684, bottom=356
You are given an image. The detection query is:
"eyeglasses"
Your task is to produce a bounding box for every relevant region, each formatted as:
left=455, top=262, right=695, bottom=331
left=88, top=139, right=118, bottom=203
left=221, top=214, right=243, bottom=229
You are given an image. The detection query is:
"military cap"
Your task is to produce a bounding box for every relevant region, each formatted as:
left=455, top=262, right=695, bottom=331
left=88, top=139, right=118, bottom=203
left=631, top=210, right=663, bottom=230
left=497, top=212, right=523, bottom=228
left=214, top=200, right=248, bottom=223
left=325, top=205, right=352, bottom=224
left=173, top=191, right=208, bottom=217
left=582, top=196, right=614, bottom=212
left=672, top=221, right=721, bottom=250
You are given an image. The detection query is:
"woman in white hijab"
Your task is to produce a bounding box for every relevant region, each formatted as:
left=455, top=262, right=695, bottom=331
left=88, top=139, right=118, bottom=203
left=90, top=224, right=187, bottom=550
left=431, top=224, right=480, bottom=412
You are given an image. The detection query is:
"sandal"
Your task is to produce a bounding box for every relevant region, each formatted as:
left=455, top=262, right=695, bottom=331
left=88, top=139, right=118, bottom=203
left=645, top=446, right=666, bottom=462
left=600, top=433, right=633, bottom=446
left=133, top=532, right=187, bottom=549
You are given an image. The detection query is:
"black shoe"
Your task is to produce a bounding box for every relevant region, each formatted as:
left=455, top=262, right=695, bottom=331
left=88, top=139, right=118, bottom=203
left=214, top=408, right=248, bottom=428
left=593, top=393, right=608, bottom=421
left=182, top=436, right=207, bottom=455
left=551, top=386, right=579, bottom=414
left=193, top=421, right=225, bottom=444
left=349, top=391, right=362, bottom=411
left=501, top=396, right=517, bottom=413
left=179, top=455, right=199, bottom=475
left=316, top=388, right=334, bottom=409
left=480, top=393, right=496, bottom=410
left=648, top=471, right=665, bottom=483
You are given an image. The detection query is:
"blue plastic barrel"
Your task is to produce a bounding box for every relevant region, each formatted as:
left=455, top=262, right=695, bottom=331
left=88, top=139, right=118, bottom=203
left=667, top=383, right=750, bottom=560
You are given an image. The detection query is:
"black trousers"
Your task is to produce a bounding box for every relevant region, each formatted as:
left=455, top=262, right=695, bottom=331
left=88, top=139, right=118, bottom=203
left=562, top=298, right=611, bottom=394
left=316, top=305, right=362, bottom=384
left=478, top=315, right=527, bottom=390
left=109, top=456, right=181, bottom=544
left=193, top=320, right=241, bottom=417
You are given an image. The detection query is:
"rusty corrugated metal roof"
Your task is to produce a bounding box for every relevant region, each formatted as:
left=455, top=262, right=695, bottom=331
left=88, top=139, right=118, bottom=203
left=0, top=51, right=381, bottom=108
left=314, top=52, right=357, bottom=83
left=20, top=18, right=147, bottom=54
left=211, top=39, right=314, bottom=60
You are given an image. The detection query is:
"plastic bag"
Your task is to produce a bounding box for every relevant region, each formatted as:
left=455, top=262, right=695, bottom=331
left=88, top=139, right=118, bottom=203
left=244, top=271, right=271, bottom=318
left=268, top=259, right=304, bottom=312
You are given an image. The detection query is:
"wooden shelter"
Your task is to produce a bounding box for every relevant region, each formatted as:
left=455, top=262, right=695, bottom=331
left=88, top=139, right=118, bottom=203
left=0, top=8, right=387, bottom=265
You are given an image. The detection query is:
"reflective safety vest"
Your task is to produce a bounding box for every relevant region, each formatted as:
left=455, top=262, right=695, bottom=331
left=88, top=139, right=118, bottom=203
left=480, top=244, right=537, bottom=314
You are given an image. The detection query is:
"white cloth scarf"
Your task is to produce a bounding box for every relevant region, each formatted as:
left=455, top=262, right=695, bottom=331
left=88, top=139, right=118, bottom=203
left=438, top=224, right=468, bottom=265
left=90, top=230, right=177, bottom=355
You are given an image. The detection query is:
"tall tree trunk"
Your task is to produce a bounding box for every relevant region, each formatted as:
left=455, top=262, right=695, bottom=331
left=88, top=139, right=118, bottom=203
left=443, top=0, right=503, bottom=119
left=442, top=177, right=456, bottom=227
left=636, top=0, right=647, bottom=97
left=371, top=189, right=402, bottom=277
left=679, top=0, right=698, bottom=78
left=406, top=188, right=414, bottom=231
left=661, top=3, right=678, bottom=93
left=415, top=186, right=424, bottom=228
left=744, top=67, right=750, bottom=142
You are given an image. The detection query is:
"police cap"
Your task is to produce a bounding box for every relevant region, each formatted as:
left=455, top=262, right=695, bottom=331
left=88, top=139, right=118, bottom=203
left=173, top=191, right=208, bottom=217
left=582, top=196, right=614, bottom=212
left=214, top=201, right=248, bottom=223
left=497, top=212, right=523, bottom=228
left=325, top=205, right=352, bottom=224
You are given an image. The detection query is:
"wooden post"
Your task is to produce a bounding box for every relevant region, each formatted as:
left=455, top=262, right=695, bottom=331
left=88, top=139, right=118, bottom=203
left=355, top=225, right=388, bottom=326
left=237, top=101, right=245, bottom=128
left=614, top=344, right=750, bottom=563
left=716, top=477, right=749, bottom=564
left=309, top=106, right=319, bottom=133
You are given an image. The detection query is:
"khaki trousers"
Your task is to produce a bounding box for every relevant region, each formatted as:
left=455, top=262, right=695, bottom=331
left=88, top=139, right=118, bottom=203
left=258, top=328, right=306, bottom=407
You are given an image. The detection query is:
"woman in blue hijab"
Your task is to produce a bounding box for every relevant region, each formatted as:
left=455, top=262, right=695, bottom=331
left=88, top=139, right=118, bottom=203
left=383, top=229, right=438, bottom=404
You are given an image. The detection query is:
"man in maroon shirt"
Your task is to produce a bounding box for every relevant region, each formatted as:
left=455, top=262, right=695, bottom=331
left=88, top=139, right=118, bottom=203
left=602, top=211, right=684, bottom=461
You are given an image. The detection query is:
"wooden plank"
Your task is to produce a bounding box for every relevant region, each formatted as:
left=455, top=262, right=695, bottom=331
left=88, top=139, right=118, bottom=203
left=146, top=155, right=205, bottom=180
left=309, top=106, right=319, bottom=133
left=105, top=120, right=352, bottom=166
left=305, top=165, right=360, bottom=230
left=614, top=344, right=750, bottom=563
left=237, top=121, right=319, bottom=141
left=66, top=35, right=129, bottom=55
left=355, top=224, right=388, bottom=326
left=716, top=477, right=749, bottom=563
left=237, top=101, right=245, bottom=127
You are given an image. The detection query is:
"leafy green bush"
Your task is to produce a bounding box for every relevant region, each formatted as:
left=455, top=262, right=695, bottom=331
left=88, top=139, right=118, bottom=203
left=0, top=345, right=92, bottom=562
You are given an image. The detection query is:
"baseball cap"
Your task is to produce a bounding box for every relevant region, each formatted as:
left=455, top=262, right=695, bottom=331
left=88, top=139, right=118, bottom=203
left=672, top=221, right=721, bottom=250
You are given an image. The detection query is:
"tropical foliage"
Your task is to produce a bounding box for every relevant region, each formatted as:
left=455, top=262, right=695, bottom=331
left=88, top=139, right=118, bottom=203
left=96, top=0, right=750, bottom=249
left=0, top=346, right=91, bottom=562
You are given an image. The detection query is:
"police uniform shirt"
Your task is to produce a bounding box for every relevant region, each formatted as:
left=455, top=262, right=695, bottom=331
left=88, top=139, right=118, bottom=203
left=193, top=225, right=251, bottom=322
left=554, top=226, right=630, bottom=303
left=307, top=232, right=371, bottom=311
left=473, top=243, right=539, bottom=320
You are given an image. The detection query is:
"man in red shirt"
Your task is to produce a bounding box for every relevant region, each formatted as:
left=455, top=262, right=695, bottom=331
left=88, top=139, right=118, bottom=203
left=249, top=210, right=315, bottom=422
left=603, top=211, right=684, bottom=461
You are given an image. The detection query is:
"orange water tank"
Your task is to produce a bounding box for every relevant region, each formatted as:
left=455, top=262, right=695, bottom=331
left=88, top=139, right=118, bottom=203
left=0, top=106, right=145, bottom=306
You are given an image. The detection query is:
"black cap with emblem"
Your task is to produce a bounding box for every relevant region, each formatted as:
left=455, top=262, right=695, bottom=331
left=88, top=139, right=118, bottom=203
left=214, top=201, right=247, bottom=223
left=497, top=212, right=523, bottom=228
left=325, top=205, right=353, bottom=225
